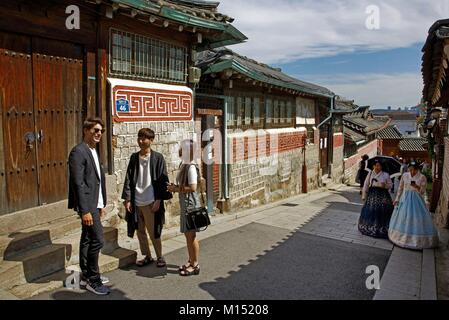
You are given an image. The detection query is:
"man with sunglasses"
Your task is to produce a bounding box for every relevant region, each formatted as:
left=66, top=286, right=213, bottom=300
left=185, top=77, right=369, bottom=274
left=68, top=117, right=110, bottom=295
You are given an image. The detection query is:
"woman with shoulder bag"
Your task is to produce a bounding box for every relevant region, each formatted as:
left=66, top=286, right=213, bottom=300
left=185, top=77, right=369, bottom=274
left=167, top=139, right=205, bottom=276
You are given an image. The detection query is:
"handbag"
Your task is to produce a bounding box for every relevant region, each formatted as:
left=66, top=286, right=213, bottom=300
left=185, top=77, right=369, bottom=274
left=184, top=165, right=211, bottom=232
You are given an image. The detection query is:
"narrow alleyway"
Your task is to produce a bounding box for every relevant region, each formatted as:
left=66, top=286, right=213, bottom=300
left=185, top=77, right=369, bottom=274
left=30, top=186, right=431, bottom=300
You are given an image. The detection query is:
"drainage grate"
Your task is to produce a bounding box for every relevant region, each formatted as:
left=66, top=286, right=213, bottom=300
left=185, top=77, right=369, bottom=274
left=281, top=203, right=299, bottom=207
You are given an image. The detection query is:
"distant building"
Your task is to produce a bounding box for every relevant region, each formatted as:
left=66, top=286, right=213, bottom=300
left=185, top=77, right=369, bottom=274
left=342, top=105, right=391, bottom=184
left=371, top=109, right=418, bottom=137
left=387, top=112, right=419, bottom=137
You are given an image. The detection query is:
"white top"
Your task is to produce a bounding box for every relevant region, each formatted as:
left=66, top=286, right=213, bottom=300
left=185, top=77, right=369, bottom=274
left=135, top=153, right=155, bottom=207
left=395, top=172, right=427, bottom=202
left=176, top=163, right=198, bottom=186
left=89, top=148, right=104, bottom=209
left=362, top=170, right=392, bottom=199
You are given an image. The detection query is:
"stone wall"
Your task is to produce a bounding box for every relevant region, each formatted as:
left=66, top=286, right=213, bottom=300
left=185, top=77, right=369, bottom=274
left=331, top=133, right=344, bottom=184
left=343, top=140, right=379, bottom=185
left=227, top=128, right=320, bottom=210
left=112, top=120, right=195, bottom=228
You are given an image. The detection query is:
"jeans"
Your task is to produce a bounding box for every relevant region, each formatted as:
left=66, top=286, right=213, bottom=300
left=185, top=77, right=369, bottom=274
left=79, top=209, right=104, bottom=282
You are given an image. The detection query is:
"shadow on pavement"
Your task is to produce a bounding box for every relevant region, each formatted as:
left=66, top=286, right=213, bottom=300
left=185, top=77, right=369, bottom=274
left=51, top=287, right=131, bottom=300
left=199, top=224, right=390, bottom=300
left=123, top=263, right=180, bottom=279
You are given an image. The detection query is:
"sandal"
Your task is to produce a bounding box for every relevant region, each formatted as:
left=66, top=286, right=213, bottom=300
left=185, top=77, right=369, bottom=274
left=179, top=264, right=200, bottom=276
left=136, top=256, right=154, bottom=267
left=178, top=260, right=191, bottom=271
left=156, top=257, right=166, bottom=268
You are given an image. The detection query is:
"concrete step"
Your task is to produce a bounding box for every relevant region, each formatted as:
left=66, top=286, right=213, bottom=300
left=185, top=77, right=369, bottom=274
left=8, top=248, right=137, bottom=299
left=0, top=226, right=120, bottom=292
left=0, top=244, right=68, bottom=290
left=51, top=227, right=120, bottom=266
left=0, top=215, right=80, bottom=262
left=0, top=200, right=74, bottom=236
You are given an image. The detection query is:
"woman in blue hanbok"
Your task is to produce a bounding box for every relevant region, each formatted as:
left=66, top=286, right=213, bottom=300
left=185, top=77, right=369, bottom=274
left=359, top=161, right=394, bottom=238
left=388, top=162, right=439, bottom=249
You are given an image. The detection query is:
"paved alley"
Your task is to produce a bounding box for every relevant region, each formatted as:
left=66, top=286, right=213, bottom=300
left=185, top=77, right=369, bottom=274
left=30, top=186, right=433, bottom=300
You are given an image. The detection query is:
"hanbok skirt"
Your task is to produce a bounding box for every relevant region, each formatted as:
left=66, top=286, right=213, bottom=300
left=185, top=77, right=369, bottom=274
left=358, top=187, right=394, bottom=238
left=388, top=190, right=439, bottom=249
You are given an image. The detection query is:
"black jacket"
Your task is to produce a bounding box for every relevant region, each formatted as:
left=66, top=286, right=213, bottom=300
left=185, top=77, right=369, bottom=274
left=121, top=150, right=172, bottom=239
left=68, top=142, right=107, bottom=216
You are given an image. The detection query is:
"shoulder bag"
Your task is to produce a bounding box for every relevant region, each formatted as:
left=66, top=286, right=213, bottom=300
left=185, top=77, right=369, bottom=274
left=184, top=165, right=211, bottom=232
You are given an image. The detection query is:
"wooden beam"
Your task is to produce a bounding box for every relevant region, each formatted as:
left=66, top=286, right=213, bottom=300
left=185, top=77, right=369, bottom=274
left=197, top=108, right=223, bottom=116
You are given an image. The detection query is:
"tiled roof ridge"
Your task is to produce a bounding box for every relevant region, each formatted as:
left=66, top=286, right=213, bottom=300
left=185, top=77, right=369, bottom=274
left=217, top=47, right=282, bottom=73
left=159, top=0, right=233, bottom=21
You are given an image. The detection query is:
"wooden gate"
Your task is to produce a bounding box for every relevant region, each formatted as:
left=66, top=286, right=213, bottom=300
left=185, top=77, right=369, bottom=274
left=320, top=126, right=329, bottom=176
left=0, top=32, right=84, bottom=214
left=0, top=32, right=39, bottom=213
left=32, top=38, right=83, bottom=205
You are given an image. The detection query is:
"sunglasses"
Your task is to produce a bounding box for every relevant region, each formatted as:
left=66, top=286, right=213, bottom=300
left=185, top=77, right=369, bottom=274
left=92, top=128, right=106, bottom=134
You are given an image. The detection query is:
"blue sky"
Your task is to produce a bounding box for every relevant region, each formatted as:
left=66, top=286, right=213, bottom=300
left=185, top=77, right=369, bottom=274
left=217, top=0, right=449, bottom=108
left=280, top=44, right=423, bottom=77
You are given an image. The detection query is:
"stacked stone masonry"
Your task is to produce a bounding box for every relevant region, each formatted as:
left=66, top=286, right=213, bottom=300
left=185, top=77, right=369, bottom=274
left=343, top=140, right=379, bottom=185
left=112, top=120, right=195, bottom=228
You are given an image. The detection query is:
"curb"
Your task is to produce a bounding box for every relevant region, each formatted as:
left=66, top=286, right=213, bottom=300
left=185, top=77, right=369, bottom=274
left=421, top=248, right=437, bottom=300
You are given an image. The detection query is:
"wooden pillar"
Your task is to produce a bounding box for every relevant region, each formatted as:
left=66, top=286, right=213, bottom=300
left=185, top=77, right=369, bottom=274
left=97, top=47, right=109, bottom=172
left=0, top=89, right=6, bottom=214
left=86, top=50, right=97, bottom=118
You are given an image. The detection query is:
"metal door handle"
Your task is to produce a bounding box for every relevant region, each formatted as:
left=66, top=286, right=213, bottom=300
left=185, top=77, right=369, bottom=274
left=25, top=132, right=35, bottom=150
left=37, top=129, right=44, bottom=144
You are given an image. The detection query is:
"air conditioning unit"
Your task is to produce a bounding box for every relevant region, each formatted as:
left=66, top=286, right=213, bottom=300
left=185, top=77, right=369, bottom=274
left=189, top=67, right=201, bottom=84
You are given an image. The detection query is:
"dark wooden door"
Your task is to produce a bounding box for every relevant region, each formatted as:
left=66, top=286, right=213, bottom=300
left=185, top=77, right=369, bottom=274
left=0, top=32, right=84, bottom=214
left=320, top=126, right=329, bottom=175
left=32, top=38, right=84, bottom=205
left=0, top=32, right=39, bottom=213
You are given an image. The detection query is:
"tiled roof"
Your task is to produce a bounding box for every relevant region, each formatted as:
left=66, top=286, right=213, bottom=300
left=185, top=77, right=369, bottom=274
left=95, top=0, right=247, bottom=48
left=334, top=96, right=358, bottom=112
left=196, top=48, right=334, bottom=98
left=344, top=127, right=366, bottom=143
left=376, top=125, right=403, bottom=139
left=343, top=115, right=391, bottom=134
left=399, top=138, right=428, bottom=152
left=422, top=19, right=449, bottom=106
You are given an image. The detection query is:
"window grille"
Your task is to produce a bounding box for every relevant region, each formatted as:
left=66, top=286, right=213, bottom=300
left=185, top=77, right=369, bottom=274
left=110, top=29, right=187, bottom=83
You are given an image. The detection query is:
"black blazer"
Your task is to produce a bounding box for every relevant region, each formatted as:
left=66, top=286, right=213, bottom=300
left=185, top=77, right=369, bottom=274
left=68, top=142, right=107, bottom=216
left=121, top=150, right=172, bottom=238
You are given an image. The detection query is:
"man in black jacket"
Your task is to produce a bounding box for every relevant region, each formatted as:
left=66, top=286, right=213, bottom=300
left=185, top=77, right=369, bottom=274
left=68, top=118, right=110, bottom=295
left=122, top=128, right=172, bottom=268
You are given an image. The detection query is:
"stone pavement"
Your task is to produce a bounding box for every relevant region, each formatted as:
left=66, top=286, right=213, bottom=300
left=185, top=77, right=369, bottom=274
left=29, top=185, right=438, bottom=300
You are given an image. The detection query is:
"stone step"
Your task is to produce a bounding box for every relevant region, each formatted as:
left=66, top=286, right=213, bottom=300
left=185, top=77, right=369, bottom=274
left=0, top=215, right=80, bottom=262
left=8, top=248, right=137, bottom=299
left=0, top=226, right=121, bottom=292
left=51, top=227, right=120, bottom=267
left=0, top=244, right=68, bottom=290
left=0, top=200, right=74, bottom=236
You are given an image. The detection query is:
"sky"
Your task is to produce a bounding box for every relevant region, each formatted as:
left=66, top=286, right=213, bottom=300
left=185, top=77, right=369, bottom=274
left=217, top=0, right=449, bottom=108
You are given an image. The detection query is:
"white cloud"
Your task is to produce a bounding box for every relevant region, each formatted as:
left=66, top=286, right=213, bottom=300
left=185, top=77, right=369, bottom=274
left=218, top=0, right=449, bottom=64
left=301, top=72, right=423, bottom=108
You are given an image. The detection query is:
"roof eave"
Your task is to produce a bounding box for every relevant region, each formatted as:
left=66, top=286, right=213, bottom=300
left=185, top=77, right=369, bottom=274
left=203, top=59, right=334, bottom=99
left=107, top=1, right=247, bottom=48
